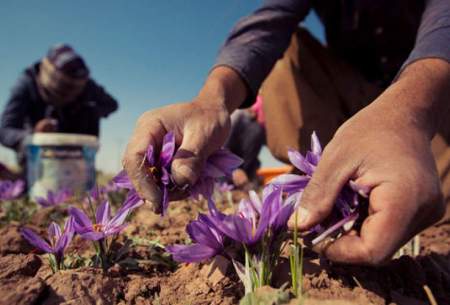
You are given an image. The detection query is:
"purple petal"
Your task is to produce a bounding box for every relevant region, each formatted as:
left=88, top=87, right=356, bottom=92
left=106, top=207, right=129, bottom=230
left=310, top=131, right=322, bottom=156
left=238, top=199, right=258, bottom=224
left=0, top=180, right=25, bottom=200
left=248, top=190, right=262, bottom=214
left=161, top=167, right=170, bottom=185
left=112, top=170, right=133, bottom=189
left=205, top=149, right=243, bottom=177
left=159, top=131, right=176, bottom=167
left=55, top=217, right=75, bottom=255
left=269, top=174, right=310, bottom=195
left=35, top=196, right=51, bottom=207
left=68, top=207, right=93, bottom=232
left=95, top=201, right=111, bottom=225
left=21, top=228, right=53, bottom=253
left=349, top=181, right=371, bottom=198
left=287, top=149, right=314, bottom=176
left=146, top=144, right=155, bottom=166
left=211, top=214, right=253, bottom=244
left=271, top=204, right=294, bottom=233
left=104, top=223, right=128, bottom=236
left=161, top=186, right=169, bottom=215
left=187, top=220, right=223, bottom=250
left=197, top=213, right=224, bottom=243
left=312, top=213, right=359, bottom=245
left=118, top=190, right=143, bottom=213
left=190, top=177, right=214, bottom=201
left=80, top=231, right=105, bottom=241
left=305, top=151, right=320, bottom=167
left=203, top=162, right=228, bottom=178
left=47, top=222, right=62, bottom=242
left=9, top=180, right=25, bottom=199
left=167, top=244, right=218, bottom=263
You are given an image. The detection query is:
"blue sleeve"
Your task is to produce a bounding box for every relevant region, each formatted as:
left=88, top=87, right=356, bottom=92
left=213, top=0, right=310, bottom=106
left=0, top=75, right=32, bottom=150
left=399, top=0, right=450, bottom=73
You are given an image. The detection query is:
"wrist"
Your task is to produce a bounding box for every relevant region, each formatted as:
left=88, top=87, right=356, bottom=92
left=385, top=58, right=450, bottom=138
left=195, top=66, right=248, bottom=114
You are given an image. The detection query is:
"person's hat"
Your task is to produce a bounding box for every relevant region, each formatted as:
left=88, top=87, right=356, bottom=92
left=46, top=44, right=89, bottom=79
left=37, top=44, right=89, bottom=105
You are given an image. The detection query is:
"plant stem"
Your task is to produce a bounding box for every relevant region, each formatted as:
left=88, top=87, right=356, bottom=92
left=98, top=239, right=109, bottom=271
left=290, top=211, right=302, bottom=297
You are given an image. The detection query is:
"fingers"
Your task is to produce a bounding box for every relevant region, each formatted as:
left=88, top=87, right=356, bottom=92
left=171, top=122, right=212, bottom=187
left=318, top=184, right=415, bottom=265
left=293, top=144, right=357, bottom=231
left=122, top=113, right=165, bottom=209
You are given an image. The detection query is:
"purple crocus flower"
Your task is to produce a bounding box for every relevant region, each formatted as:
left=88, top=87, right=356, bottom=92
left=113, top=131, right=242, bottom=215
left=0, top=179, right=25, bottom=201
left=190, top=148, right=242, bottom=201
left=113, top=131, right=175, bottom=215
left=166, top=213, right=225, bottom=262
left=268, top=132, right=370, bottom=246
left=35, top=189, right=73, bottom=207
left=208, top=185, right=296, bottom=245
left=269, top=132, right=322, bottom=196
left=167, top=186, right=296, bottom=263
left=69, top=200, right=135, bottom=241
left=21, top=217, right=75, bottom=264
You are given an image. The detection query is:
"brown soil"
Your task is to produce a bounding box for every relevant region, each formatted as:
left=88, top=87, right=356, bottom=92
left=0, top=194, right=449, bottom=305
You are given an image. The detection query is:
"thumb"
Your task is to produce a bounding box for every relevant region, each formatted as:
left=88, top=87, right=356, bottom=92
left=171, top=125, right=212, bottom=187
left=290, top=148, right=356, bottom=231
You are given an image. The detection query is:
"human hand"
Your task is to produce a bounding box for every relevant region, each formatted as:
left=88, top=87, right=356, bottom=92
left=122, top=67, right=247, bottom=210
left=288, top=87, right=445, bottom=266
left=34, top=118, right=58, bottom=132
left=232, top=168, right=249, bottom=187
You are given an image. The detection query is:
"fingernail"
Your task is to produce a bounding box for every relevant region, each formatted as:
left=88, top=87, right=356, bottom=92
left=288, top=207, right=310, bottom=228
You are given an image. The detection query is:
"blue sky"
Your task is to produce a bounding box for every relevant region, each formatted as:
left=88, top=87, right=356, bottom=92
left=0, top=1, right=324, bottom=173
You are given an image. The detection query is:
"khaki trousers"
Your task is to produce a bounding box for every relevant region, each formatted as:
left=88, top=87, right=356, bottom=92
left=260, top=28, right=450, bottom=212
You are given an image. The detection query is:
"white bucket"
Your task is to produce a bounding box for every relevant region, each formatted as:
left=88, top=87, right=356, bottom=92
left=25, top=133, right=99, bottom=199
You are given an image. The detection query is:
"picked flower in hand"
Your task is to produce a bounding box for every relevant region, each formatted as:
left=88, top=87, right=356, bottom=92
left=271, top=132, right=370, bottom=246
left=113, top=131, right=242, bottom=215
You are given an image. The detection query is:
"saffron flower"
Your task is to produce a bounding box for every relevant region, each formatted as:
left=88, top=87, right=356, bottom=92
left=168, top=185, right=296, bottom=260
left=166, top=213, right=225, bottom=262
left=69, top=200, right=133, bottom=241
left=168, top=186, right=297, bottom=294
left=21, top=217, right=75, bottom=271
left=113, top=130, right=242, bottom=215
left=270, top=132, right=370, bottom=246
left=0, top=179, right=25, bottom=201
left=35, top=188, right=73, bottom=207
left=208, top=186, right=296, bottom=245
left=269, top=132, right=322, bottom=195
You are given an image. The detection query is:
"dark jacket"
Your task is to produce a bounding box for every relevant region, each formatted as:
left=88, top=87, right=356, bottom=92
left=0, top=62, right=118, bottom=150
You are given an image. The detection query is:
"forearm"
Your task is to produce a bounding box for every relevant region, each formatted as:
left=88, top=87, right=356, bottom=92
left=390, top=58, right=450, bottom=138
left=0, top=127, right=29, bottom=150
